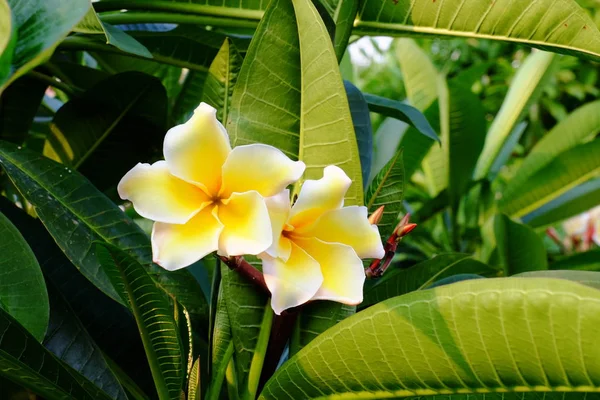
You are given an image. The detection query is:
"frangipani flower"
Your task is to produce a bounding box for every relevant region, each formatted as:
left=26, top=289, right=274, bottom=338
left=260, top=166, right=385, bottom=314
left=118, top=103, right=305, bottom=271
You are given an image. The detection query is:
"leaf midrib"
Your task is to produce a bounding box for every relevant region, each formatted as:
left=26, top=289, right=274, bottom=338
left=366, top=150, right=402, bottom=210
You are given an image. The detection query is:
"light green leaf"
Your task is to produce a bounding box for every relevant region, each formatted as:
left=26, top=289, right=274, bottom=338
left=188, top=358, right=201, bottom=400
left=96, top=244, right=184, bottom=400
left=516, top=270, right=600, bottom=290
left=0, top=211, right=48, bottom=342
left=494, top=214, right=548, bottom=275
left=74, top=5, right=151, bottom=57
left=1, top=0, right=90, bottom=92
left=261, top=277, right=600, bottom=399
left=365, top=149, right=405, bottom=241
left=499, top=138, right=600, bottom=217
left=362, top=253, right=494, bottom=307
left=395, top=38, right=438, bottom=112
left=474, top=51, right=557, bottom=180
left=355, top=0, right=600, bottom=61
left=0, top=141, right=209, bottom=329
left=503, top=100, right=600, bottom=207
left=0, top=307, right=113, bottom=400
left=202, top=38, right=243, bottom=124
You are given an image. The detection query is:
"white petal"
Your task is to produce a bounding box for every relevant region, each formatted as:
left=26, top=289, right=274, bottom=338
left=220, top=144, right=305, bottom=198
left=263, top=190, right=292, bottom=260
left=152, top=206, right=223, bottom=271
left=217, top=191, right=272, bottom=256
left=261, top=242, right=323, bottom=315
left=296, top=238, right=365, bottom=305
left=288, top=165, right=351, bottom=230
left=300, top=206, right=385, bottom=259
left=163, top=102, right=231, bottom=195
left=118, top=161, right=210, bottom=224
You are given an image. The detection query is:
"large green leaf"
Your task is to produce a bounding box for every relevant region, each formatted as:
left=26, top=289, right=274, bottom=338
left=0, top=307, right=113, bottom=400
left=1, top=0, right=90, bottom=91
left=202, top=38, right=243, bottom=124
left=499, top=138, right=600, bottom=217
left=551, top=250, right=600, bottom=271
left=97, top=244, right=184, bottom=400
left=0, top=141, right=208, bottom=328
left=43, top=282, right=127, bottom=400
left=362, top=253, right=494, bottom=308
left=354, top=0, right=600, bottom=62
left=503, top=100, right=600, bottom=208
left=261, top=277, right=600, bottom=399
left=474, top=51, right=556, bottom=180
left=74, top=4, right=151, bottom=57
left=494, top=214, right=548, bottom=275
left=45, top=71, right=167, bottom=190
left=0, top=211, right=48, bottom=341
left=515, top=270, right=600, bottom=290
left=365, top=149, right=404, bottom=241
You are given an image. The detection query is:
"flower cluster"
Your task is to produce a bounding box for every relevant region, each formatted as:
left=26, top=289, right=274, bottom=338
left=119, top=103, right=384, bottom=314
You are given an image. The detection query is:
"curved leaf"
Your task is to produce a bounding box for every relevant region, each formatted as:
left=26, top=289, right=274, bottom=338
left=365, top=149, right=404, bottom=241
left=0, top=307, right=112, bottom=400
left=344, top=80, right=373, bottom=187
left=355, top=0, right=600, bottom=62
left=494, top=214, right=548, bottom=275
left=1, top=0, right=90, bottom=91
left=0, top=211, right=48, bottom=341
left=97, top=244, right=184, bottom=400
left=262, top=278, right=600, bottom=399
left=516, top=270, right=600, bottom=289
left=0, top=141, right=208, bottom=329
left=474, top=51, right=556, bottom=180
left=499, top=138, right=600, bottom=217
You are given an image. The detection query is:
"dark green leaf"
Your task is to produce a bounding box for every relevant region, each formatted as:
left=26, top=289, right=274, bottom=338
left=401, top=101, right=440, bottom=179
left=344, top=80, right=373, bottom=187
left=0, top=211, right=48, bottom=341
left=364, top=93, right=439, bottom=143
left=0, top=76, right=47, bottom=143
left=551, top=250, right=600, bottom=271
left=494, top=214, right=548, bottom=275
left=97, top=244, right=184, bottom=400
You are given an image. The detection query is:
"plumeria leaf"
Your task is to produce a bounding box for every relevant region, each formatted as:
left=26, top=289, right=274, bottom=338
left=96, top=243, right=185, bottom=400
left=0, top=141, right=209, bottom=332
left=0, top=211, right=48, bottom=342
left=262, top=278, right=600, bottom=399
left=344, top=80, right=373, bottom=188
left=550, top=250, right=600, bottom=272
left=494, top=214, right=548, bottom=275
left=365, top=149, right=405, bottom=241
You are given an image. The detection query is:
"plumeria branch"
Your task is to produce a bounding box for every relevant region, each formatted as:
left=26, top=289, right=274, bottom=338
left=366, top=208, right=417, bottom=278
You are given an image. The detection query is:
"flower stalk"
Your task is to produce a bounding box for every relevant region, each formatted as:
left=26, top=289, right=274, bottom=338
left=218, top=255, right=270, bottom=294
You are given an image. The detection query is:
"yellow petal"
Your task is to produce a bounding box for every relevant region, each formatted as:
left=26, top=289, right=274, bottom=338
left=288, top=165, right=351, bottom=230
left=261, top=242, right=322, bottom=315
left=295, top=238, right=365, bottom=305
left=220, top=144, right=305, bottom=198
left=152, top=206, right=223, bottom=271
left=163, top=103, right=231, bottom=195
left=218, top=191, right=272, bottom=256
left=263, top=190, right=292, bottom=261
left=300, top=206, right=385, bottom=259
left=118, top=161, right=210, bottom=224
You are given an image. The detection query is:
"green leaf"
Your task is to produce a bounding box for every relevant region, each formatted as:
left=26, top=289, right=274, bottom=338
left=188, top=357, right=201, bottom=400
left=499, top=138, right=600, bottom=217
left=550, top=250, right=600, bottom=271
left=494, top=214, right=548, bottom=275
left=365, top=149, right=404, bottom=241
left=0, top=0, right=15, bottom=82
left=329, top=0, right=358, bottom=61
left=355, top=0, right=600, bottom=62
left=400, top=101, right=440, bottom=180
left=362, top=253, right=493, bottom=307
left=0, top=211, right=48, bottom=341
left=1, top=0, right=90, bottom=91
left=74, top=5, right=151, bottom=57
left=503, top=100, right=600, bottom=208
left=261, top=277, right=600, bottom=399
left=523, top=178, right=600, bottom=228
left=172, top=70, right=208, bottom=124
left=96, top=244, right=184, bottom=400
left=474, top=51, right=557, bottom=180
left=395, top=38, right=438, bottom=112
left=0, top=76, right=47, bottom=144
left=202, top=38, right=243, bottom=124
left=364, top=93, right=439, bottom=143
left=45, top=71, right=167, bottom=190
left=344, top=80, right=373, bottom=187
left=50, top=61, right=110, bottom=91
left=0, top=141, right=208, bottom=330
left=515, top=270, right=600, bottom=290
left=44, top=282, right=128, bottom=400
left=0, top=307, right=113, bottom=400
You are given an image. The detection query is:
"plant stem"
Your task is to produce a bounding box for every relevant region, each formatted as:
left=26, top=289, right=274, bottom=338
left=27, top=71, right=78, bottom=97
left=218, top=256, right=269, bottom=294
